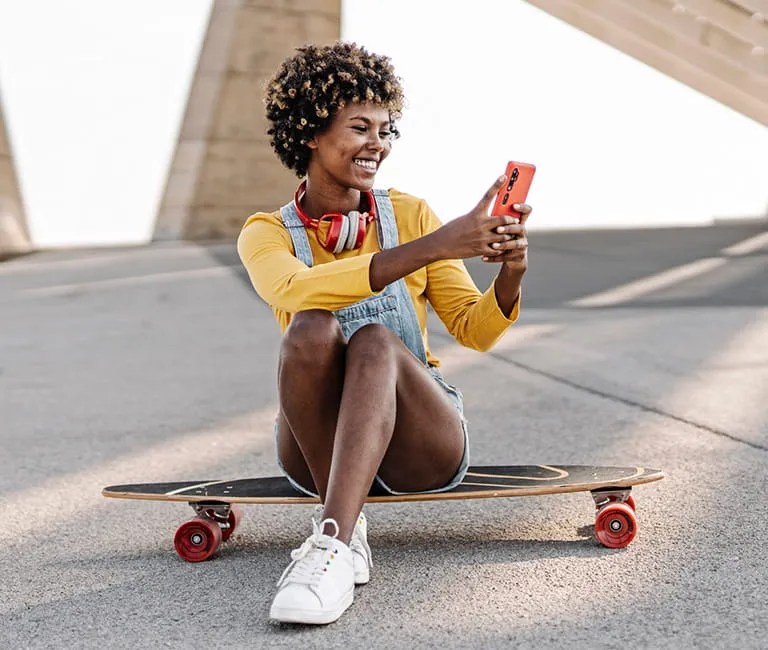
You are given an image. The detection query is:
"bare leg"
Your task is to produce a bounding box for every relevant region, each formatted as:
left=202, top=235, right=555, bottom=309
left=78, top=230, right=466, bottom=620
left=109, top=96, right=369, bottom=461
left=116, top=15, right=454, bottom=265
left=321, top=324, right=465, bottom=542
left=275, top=310, right=346, bottom=501
left=277, top=312, right=465, bottom=545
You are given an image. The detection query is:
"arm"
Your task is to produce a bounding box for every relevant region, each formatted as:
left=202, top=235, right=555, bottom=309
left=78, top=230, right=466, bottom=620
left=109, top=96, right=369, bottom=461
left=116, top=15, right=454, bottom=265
left=493, top=263, right=524, bottom=318
left=238, top=175, right=524, bottom=315
left=372, top=174, right=526, bottom=291
left=237, top=216, right=384, bottom=313
left=423, top=201, right=523, bottom=352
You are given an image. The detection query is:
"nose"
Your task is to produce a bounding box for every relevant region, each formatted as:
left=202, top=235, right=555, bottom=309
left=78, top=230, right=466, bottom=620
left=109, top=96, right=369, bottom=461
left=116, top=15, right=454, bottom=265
left=367, top=131, right=386, bottom=153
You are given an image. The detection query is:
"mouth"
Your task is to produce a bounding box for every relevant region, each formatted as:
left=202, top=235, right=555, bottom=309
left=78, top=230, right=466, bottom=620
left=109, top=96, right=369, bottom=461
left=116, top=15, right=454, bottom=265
left=353, top=158, right=378, bottom=173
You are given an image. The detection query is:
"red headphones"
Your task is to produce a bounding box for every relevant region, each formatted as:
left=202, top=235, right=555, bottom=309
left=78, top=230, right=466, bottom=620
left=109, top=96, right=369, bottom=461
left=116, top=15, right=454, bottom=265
left=293, top=180, right=376, bottom=253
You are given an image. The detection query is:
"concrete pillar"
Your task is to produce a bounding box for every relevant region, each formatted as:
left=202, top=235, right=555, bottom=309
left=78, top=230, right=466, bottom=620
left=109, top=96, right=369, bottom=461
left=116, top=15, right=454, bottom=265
left=0, top=95, right=31, bottom=260
left=153, top=0, right=342, bottom=241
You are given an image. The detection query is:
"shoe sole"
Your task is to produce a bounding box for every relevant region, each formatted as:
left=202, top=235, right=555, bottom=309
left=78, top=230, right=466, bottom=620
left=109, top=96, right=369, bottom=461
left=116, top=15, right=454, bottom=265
left=354, top=568, right=369, bottom=585
left=270, top=589, right=354, bottom=625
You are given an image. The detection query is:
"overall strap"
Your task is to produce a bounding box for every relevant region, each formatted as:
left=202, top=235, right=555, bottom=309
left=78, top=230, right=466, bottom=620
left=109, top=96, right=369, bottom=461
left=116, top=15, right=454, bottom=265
left=279, top=201, right=314, bottom=267
left=371, top=188, right=398, bottom=249
left=370, top=188, right=428, bottom=365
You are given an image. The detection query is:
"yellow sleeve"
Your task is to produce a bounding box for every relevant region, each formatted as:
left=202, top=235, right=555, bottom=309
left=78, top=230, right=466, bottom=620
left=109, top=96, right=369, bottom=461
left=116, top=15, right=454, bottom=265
left=421, top=201, right=520, bottom=352
left=237, top=214, right=382, bottom=313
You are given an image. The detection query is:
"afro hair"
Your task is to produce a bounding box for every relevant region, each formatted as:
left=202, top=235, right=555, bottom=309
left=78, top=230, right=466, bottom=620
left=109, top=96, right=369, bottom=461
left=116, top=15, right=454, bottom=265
left=264, top=41, right=405, bottom=177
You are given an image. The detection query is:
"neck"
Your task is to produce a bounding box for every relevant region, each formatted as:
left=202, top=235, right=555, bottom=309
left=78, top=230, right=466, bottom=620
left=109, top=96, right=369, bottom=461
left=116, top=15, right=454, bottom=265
left=301, top=176, right=365, bottom=220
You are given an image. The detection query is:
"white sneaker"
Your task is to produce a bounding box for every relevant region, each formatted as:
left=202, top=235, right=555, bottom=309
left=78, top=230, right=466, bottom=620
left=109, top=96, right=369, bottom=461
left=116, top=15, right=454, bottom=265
left=269, top=517, right=354, bottom=625
left=313, top=506, right=373, bottom=585
left=350, top=511, right=373, bottom=585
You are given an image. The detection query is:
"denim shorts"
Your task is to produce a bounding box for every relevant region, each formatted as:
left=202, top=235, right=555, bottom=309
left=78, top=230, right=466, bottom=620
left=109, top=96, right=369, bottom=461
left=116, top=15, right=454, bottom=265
left=274, top=364, right=470, bottom=498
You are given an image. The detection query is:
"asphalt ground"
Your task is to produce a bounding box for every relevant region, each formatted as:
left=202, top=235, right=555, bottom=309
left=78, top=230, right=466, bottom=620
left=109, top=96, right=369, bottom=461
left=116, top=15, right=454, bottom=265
left=1, top=221, right=767, bottom=649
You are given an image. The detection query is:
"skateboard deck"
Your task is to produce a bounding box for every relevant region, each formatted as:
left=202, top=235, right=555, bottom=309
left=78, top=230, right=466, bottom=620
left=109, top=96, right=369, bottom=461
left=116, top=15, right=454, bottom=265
left=103, top=465, right=663, bottom=561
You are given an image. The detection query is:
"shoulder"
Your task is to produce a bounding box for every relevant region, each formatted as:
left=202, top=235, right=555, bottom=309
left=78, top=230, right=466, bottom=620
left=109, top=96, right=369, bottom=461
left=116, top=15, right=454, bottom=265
left=240, top=208, right=285, bottom=232
left=379, top=187, right=427, bottom=215
left=237, top=208, right=291, bottom=256
left=379, top=187, right=441, bottom=235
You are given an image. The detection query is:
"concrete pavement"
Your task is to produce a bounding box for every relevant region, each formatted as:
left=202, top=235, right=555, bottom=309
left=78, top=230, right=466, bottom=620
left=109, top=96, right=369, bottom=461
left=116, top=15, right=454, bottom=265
left=1, top=222, right=766, bottom=648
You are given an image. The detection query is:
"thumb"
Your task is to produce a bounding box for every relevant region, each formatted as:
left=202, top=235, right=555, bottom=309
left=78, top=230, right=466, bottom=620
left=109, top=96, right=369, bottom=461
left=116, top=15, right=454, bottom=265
left=475, top=174, right=507, bottom=215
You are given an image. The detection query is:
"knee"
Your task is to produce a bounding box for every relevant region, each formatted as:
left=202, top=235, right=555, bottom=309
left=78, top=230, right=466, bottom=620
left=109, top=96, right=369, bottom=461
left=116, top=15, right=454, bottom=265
left=347, top=324, right=398, bottom=365
left=282, top=310, right=343, bottom=362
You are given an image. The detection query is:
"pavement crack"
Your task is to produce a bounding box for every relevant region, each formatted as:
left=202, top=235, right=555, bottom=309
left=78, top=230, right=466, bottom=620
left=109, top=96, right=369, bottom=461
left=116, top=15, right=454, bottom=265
left=437, top=334, right=768, bottom=452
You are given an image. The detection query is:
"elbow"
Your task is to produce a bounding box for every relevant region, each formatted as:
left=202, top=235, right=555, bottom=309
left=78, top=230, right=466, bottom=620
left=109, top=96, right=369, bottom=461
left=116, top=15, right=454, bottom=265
left=462, top=339, right=494, bottom=353
left=453, top=328, right=494, bottom=353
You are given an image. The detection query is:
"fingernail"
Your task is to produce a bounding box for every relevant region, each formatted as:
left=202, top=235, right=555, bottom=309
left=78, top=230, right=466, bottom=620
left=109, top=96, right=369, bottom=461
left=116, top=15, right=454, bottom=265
left=492, top=242, right=501, bottom=249
left=497, top=227, right=505, bottom=233
left=498, top=175, right=506, bottom=183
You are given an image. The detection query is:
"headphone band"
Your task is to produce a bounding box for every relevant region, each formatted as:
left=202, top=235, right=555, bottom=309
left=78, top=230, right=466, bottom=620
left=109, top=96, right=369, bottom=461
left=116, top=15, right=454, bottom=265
left=292, top=180, right=376, bottom=229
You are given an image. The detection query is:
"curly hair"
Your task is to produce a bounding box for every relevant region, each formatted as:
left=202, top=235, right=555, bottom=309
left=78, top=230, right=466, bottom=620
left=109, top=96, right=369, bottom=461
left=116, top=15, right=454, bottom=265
left=264, top=41, right=405, bottom=178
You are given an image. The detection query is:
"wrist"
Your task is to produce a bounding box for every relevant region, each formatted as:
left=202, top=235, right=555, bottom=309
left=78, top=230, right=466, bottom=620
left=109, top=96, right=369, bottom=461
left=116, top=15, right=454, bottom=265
left=422, top=229, right=447, bottom=263
left=500, top=261, right=525, bottom=280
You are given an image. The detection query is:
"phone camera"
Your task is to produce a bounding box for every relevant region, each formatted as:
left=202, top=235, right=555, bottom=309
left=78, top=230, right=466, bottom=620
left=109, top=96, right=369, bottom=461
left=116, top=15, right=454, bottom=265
left=507, top=168, right=519, bottom=191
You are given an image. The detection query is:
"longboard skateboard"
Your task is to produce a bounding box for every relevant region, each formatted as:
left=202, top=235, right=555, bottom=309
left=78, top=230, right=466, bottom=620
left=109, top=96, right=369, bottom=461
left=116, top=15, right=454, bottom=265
left=103, top=464, right=664, bottom=562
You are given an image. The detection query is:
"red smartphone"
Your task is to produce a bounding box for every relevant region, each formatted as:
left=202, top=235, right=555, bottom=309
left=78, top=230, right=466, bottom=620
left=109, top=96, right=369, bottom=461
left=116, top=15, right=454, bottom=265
left=491, top=161, right=536, bottom=219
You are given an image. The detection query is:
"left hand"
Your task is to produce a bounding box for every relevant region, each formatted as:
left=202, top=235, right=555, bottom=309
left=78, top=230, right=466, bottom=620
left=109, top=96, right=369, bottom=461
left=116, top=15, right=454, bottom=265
left=481, top=203, right=531, bottom=272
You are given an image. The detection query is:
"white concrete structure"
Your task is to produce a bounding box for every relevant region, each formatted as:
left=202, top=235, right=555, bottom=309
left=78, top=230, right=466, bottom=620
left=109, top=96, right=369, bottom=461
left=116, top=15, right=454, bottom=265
left=0, top=0, right=765, bottom=254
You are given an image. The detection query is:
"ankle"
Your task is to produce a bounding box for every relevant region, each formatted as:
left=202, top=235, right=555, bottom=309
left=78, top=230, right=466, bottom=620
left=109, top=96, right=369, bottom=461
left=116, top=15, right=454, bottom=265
left=320, top=518, right=352, bottom=545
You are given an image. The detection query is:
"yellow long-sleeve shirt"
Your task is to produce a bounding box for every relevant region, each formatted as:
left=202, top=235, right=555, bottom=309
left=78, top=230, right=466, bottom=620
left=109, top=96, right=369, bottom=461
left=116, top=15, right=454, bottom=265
left=237, top=188, right=520, bottom=366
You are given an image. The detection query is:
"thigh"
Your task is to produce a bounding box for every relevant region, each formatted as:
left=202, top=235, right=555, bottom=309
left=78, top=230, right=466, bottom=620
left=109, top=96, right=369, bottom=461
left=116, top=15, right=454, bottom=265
left=376, top=345, right=467, bottom=493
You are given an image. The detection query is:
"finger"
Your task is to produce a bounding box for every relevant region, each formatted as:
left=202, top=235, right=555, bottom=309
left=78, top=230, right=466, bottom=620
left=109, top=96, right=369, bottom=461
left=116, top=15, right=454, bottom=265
left=484, top=252, right=527, bottom=264
left=490, top=215, right=517, bottom=230
left=513, top=203, right=532, bottom=224
left=489, top=238, right=528, bottom=252
left=493, top=223, right=525, bottom=236
left=478, top=175, right=507, bottom=212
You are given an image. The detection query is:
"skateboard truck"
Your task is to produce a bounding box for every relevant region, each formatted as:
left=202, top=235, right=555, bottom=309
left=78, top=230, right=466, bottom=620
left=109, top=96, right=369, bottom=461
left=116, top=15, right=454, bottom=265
left=590, top=487, right=634, bottom=509
left=189, top=501, right=233, bottom=526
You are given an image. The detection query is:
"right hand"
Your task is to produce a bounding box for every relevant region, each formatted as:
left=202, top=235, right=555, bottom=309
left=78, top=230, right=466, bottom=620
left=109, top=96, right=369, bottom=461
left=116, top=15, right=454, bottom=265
left=431, top=175, right=525, bottom=260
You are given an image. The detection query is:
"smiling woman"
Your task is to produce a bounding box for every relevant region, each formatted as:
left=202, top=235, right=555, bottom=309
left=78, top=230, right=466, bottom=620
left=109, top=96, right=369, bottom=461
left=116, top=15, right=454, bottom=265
left=237, top=40, right=531, bottom=626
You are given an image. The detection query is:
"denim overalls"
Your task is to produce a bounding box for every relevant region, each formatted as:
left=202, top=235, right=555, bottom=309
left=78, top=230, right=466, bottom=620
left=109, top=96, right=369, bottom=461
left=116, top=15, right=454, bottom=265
left=275, top=188, right=469, bottom=496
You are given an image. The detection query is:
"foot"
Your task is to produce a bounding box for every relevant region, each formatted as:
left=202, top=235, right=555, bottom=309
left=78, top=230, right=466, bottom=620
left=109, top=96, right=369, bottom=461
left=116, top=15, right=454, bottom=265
left=349, top=511, right=373, bottom=585
left=313, top=506, right=373, bottom=585
left=269, top=517, right=354, bottom=625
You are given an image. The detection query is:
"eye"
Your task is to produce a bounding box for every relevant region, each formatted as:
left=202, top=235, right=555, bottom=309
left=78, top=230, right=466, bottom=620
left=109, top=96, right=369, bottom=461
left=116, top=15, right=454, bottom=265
left=351, top=126, right=366, bottom=133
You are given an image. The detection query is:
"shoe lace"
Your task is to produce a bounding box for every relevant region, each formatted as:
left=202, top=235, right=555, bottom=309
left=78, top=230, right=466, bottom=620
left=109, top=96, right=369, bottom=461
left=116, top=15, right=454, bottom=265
left=313, top=505, right=372, bottom=568
left=276, top=517, right=340, bottom=588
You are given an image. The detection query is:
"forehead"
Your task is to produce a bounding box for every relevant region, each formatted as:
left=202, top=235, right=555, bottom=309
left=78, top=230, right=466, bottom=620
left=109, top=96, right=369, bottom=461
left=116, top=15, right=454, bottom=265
left=335, top=102, right=391, bottom=123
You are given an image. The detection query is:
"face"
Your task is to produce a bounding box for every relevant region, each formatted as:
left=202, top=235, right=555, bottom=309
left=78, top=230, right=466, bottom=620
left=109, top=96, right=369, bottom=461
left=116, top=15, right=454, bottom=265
left=307, top=102, right=394, bottom=191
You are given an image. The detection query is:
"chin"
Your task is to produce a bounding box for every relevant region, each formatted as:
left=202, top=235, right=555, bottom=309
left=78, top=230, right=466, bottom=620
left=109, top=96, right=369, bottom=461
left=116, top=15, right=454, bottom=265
left=357, top=174, right=377, bottom=191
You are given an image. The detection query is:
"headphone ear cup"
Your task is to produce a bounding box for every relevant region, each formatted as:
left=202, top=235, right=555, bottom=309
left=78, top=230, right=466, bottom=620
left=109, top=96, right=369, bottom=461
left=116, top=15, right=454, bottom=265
left=345, top=211, right=360, bottom=250
left=353, top=212, right=367, bottom=249
left=333, top=214, right=350, bottom=254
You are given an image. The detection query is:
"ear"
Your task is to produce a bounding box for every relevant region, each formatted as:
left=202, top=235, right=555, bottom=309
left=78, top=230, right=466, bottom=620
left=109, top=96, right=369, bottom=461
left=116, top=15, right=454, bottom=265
left=306, top=137, right=319, bottom=150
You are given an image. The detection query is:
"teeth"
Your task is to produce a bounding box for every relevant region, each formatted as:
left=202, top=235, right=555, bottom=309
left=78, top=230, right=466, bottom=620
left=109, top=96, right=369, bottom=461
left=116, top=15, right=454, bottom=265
left=354, top=159, right=376, bottom=170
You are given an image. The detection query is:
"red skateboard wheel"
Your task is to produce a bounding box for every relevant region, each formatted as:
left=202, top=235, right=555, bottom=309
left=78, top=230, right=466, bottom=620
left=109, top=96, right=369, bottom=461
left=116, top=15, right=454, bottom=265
left=594, top=502, right=637, bottom=548
left=174, top=517, right=222, bottom=562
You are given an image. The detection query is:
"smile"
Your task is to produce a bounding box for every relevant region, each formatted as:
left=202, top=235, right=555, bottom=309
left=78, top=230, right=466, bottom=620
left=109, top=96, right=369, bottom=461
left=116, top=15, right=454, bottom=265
left=353, top=159, right=377, bottom=171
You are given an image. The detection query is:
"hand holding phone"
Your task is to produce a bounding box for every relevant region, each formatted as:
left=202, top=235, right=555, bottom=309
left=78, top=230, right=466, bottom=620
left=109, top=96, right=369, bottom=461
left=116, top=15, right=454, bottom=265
left=490, top=161, right=536, bottom=220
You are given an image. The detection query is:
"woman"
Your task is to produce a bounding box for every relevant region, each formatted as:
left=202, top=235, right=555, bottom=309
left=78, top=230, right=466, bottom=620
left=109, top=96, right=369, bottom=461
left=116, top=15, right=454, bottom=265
left=237, top=41, right=530, bottom=625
